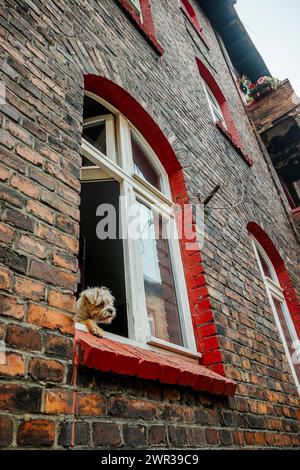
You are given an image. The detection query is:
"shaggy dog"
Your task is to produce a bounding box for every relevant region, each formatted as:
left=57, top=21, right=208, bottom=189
left=76, top=287, right=116, bottom=338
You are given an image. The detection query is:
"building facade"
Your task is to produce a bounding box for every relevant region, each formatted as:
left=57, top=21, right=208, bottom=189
left=0, top=0, right=299, bottom=449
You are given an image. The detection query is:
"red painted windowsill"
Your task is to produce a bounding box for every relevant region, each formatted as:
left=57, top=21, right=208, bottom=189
left=181, top=6, right=209, bottom=49
left=75, top=331, right=236, bottom=396
left=117, top=0, right=164, bottom=56
left=215, top=121, right=253, bottom=167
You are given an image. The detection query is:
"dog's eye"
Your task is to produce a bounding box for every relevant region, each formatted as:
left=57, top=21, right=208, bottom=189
left=96, top=300, right=105, bottom=308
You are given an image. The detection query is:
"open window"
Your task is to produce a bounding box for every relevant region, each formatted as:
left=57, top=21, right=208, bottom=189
left=252, top=237, right=300, bottom=394
left=78, top=92, right=197, bottom=358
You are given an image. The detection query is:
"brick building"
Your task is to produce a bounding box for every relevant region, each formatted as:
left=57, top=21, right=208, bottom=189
left=0, top=0, right=299, bottom=449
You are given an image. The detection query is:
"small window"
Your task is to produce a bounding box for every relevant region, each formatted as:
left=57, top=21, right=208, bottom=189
left=131, top=133, right=161, bottom=190
left=78, top=92, right=197, bottom=357
left=203, top=82, right=227, bottom=129
left=252, top=238, right=300, bottom=393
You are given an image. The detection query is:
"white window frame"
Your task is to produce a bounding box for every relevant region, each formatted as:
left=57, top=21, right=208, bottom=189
left=128, top=0, right=142, bottom=17
left=78, top=91, right=199, bottom=360
left=203, top=81, right=227, bottom=129
left=252, top=237, right=300, bottom=394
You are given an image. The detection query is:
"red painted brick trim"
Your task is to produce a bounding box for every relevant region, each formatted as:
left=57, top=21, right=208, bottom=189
left=247, top=222, right=300, bottom=338
left=84, top=74, right=227, bottom=376
left=216, top=121, right=253, bottom=167
left=180, top=0, right=209, bottom=48
left=195, top=58, right=252, bottom=166
left=169, top=169, right=226, bottom=376
left=76, top=331, right=236, bottom=395
left=117, top=0, right=164, bottom=55
left=291, top=207, right=300, bottom=215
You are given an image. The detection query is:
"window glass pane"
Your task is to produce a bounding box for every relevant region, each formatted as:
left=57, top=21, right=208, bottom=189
left=257, top=248, right=273, bottom=279
left=83, top=121, right=106, bottom=155
left=272, top=296, right=300, bottom=381
left=138, top=201, right=183, bottom=346
left=131, top=134, right=161, bottom=190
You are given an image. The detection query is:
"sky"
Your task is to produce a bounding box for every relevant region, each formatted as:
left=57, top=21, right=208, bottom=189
left=235, top=0, right=300, bottom=96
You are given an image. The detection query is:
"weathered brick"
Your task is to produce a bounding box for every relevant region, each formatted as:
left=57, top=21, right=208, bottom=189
left=17, top=419, right=55, bottom=446
left=0, top=222, right=14, bottom=244
left=0, top=416, right=13, bottom=448
left=148, top=425, right=167, bottom=446
left=14, top=275, right=45, bottom=301
left=123, top=425, right=146, bottom=447
left=110, top=397, right=155, bottom=420
left=0, top=164, right=10, bottom=181
left=0, top=384, right=42, bottom=413
left=27, top=303, right=74, bottom=335
left=0, top=183, right=25, bottom=208
left=44, top=389, right=73, bottom=415
left=28, top=357, right=65, bottom=383
left=0, top=267, right=11, bottom=290
left=29, top=166, right=55, bottom=190
left=11, top=174, right=40, bottom=199
left=0, top=352, right=24, bottom=377
left=52, top=250, right=77, bottom=271
left=16, top=234, right=48, bottom=258
left=5, top=207, right=35, bottom=232
left=6, top=324, right=42, bottom=351
left=45, top=333, right=73, bottom=359
left=29, top=259, right=77, bottom=291
left=37, top=224, right=78, bottom=254
left=93, top=422, right=121, bottom=447
left=47, top=289, right=76, bottom=313
left=59, top=421, right=90, bottom=447
left=0, top=246, right=27, bottom=274
left=0, top=294, right=24, bottom=319
left=27, top=199, right=55, bottom=224
left=168, top=426, right=188, bottom=446
left=15, top=143, right=43, bottom=166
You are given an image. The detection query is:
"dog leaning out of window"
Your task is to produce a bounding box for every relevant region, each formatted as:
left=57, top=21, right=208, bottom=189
left=76, top=287, right=117, bottom=338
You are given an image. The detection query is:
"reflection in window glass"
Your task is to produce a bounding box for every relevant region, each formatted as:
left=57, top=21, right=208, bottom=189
left=83, top=121, right=106, bottom=155
left=131, top=134, right=160, bottom=190
left=138, top=201, right=183, bottom=346
left=257, top=248, right=273, bottom=279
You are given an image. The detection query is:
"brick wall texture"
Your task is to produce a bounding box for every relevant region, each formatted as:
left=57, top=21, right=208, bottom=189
left=0, top=0, right=299, bottom=449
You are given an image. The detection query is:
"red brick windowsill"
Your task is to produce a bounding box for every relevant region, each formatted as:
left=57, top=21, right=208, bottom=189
left=215, top=121, right=253, bottom=167
left=75, top=331, right=236, bottom=396
left=117, top=0, right=164, bottom=56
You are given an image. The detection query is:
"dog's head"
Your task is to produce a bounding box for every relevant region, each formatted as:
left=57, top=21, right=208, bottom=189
left=78, top=287, right=116, bottom=324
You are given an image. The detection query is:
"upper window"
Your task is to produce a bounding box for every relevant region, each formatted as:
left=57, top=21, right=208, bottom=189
left=180, top=0, right=209, bottom=47
left=252, top=237, right=300, bottom=394
left=78, top=92, right=197, bottom=357
left=117, top=0, right=164, bottom=55
left=203, top=82, right=227, bottom=129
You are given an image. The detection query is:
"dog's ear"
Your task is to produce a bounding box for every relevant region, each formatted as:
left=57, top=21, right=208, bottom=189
left=81, top=291, right=91, bottom=307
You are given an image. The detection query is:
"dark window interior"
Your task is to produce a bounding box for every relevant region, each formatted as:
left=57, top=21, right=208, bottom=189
left=262, top=117, right=300, bottom=209
left=78, top=180, right=128, bottom=338
left=83, top=95, right=111, bottom=119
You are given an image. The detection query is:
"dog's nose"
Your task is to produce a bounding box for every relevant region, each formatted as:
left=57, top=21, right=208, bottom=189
left=107, top=308, right=114, bottom=314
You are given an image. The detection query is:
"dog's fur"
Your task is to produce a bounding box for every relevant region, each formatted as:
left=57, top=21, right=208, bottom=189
left=76, top=287, right=116, bottom=338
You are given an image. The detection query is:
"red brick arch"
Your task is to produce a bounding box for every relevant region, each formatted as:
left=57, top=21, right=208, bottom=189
left=84, top=74, right=226, bottom=375
left=247, top=221, right=300, bottom=338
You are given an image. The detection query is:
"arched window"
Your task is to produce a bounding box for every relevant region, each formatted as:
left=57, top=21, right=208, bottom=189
left=251, top=236, right=300, bottom=394
left=78, top=92, right=197, bottom=357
